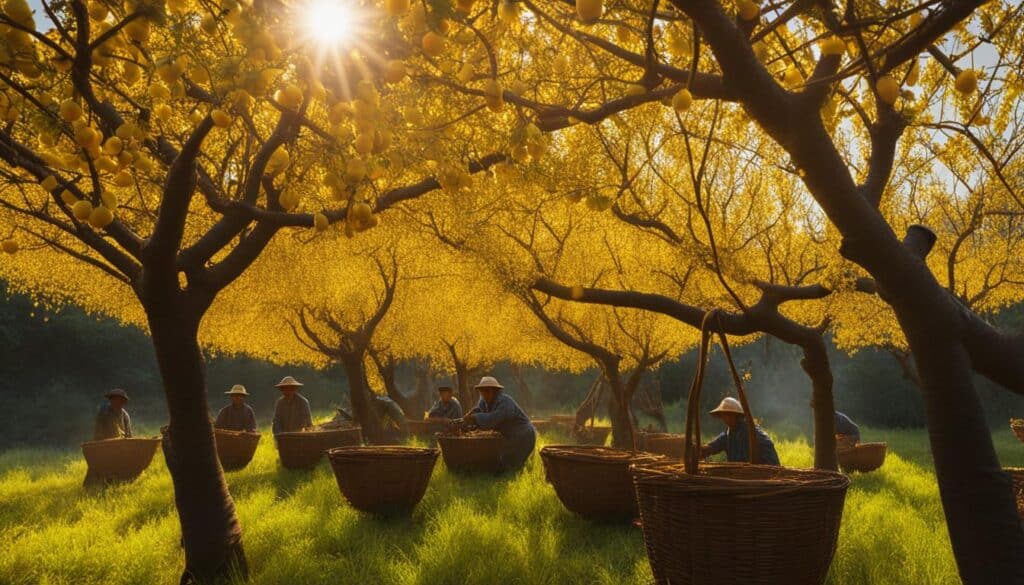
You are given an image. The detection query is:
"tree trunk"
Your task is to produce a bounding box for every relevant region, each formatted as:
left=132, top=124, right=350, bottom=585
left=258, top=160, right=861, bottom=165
left=800, top=338, right=838, bottom=471
left=340, top=354, right=385, bottom=443
left=146, top=302, right=247, bottom=584
left=574, top=375, right=603, bottom=428
left=412, top=362, right=434, bottom=415
left=452, top=358, right=473, bottom=411
left=632, top=379, right=668, bottom=432
left=606, top=384, right=636, bottom=450
left=373, top=355, right=419, bottom=419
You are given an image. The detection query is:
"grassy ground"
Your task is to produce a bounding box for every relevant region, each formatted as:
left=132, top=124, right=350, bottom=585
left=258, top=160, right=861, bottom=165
left=0, top=426, right=1021, bottom=585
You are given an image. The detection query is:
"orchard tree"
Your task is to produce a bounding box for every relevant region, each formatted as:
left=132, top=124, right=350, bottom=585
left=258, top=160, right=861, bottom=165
left=0, top=0, right=502, bottom=578
left=396, top=0, right=1024, bottom=577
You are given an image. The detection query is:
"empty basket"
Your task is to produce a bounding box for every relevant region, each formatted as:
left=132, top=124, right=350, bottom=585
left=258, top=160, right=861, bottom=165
left=541, top=445, right=663, bottom=521
left=81, top=437, right=161, bottom=484
left=837, top=442, right=887, bottom=473
left=215, top=430, right=261, bottom=471
left=328, top=446, right=439, bottom=514
left=275, top=427, right=363, bottom=469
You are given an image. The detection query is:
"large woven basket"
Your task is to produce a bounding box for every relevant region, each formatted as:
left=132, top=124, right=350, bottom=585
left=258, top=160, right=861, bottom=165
left=837, top=442, right=887, bottom=473
left=436, top=431, right=504, bottom=473
left=215, top=430, right=261, bottom=471
left=328, top=446, right=439, bottom=514
left=81, top=438, right=161, bottom=483
left=549, top=414, right=577, bottom=429
left=574, top=425, right=612, bottom=446
left=640, top=433, right=685, bottom=458
left=531, top=419, right=554, bottom=434
left=1007, top=467, right=1024, bottom=520
left=632, top=461, right=850, bottom=585
left=276, top=427, right=363, bottom=469
left=1011, top=419, right=1024, bottom=444
left=406, top=420, right=448, bottom=441
left=541, top=445, right=663, bottom=521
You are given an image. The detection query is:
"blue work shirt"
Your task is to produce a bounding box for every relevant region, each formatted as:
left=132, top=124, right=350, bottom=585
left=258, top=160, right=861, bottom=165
left=706, top=420, right=780, bottom=465
left=472, top=392, right=536, bottom=469
left=272, top=393, right=312, bottom=435
left=428, top=397, right=463, bottom=419
left=215, top=403, right=258, bottom=432
left=94, top=402, right=132, bottom=440
left=834, top=411, right=860, bottom=442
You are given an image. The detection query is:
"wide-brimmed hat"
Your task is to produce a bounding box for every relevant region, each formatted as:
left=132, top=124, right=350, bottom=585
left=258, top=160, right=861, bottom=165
left=275, top=376, right=304, bottom=388
left=225, top=384, right=249, bottom=396
left=474, top=376, right=504, bottom=390
left=438, top=385, right=454, bottom=393
left=709, top=397, right=744, bottom=417
left=104, top=388, right=129, bottom=401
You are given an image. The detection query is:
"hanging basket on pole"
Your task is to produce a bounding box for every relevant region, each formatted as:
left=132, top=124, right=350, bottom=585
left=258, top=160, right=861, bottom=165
left=630, top=310, right=850, bottom=585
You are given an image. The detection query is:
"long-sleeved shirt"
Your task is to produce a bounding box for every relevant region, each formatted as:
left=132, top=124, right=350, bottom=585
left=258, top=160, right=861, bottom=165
left=272, top=394, right=312, bottom=435
left=472, top=392, right=535, bottom=470
left=834, top=411, right=860, bottom=442
left=427, top=397, right=463, bottom=420
left=215, top=403, right=258, bottom=432
left=706, top=420, right=780, bottom=465
left=94, top=402, right=132, bottom=440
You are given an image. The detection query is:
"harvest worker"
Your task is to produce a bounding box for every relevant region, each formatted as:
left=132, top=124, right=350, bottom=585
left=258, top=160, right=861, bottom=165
left=272, top=376, right=312, bottom=435
left=427, top=386, right=463, bottom=420
left=214, top=385, right=258, bottom=432
left=701, top=397, right=780, bottom=465
left=460, top=376, right=536, bottom=471
left=373, top=395, right=409, bottom=442
left=94, top=388, right=133, bottom=440
left=810, top=397, right=861, bottom=445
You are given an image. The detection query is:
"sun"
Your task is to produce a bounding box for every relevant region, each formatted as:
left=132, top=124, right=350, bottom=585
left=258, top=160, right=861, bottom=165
left=303, top=0, right=358, bottom=46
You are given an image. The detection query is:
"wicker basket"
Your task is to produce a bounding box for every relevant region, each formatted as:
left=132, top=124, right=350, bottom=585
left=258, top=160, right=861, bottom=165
left=632, top=461, right=850, bottom=585
left=641, top=433, right=686, bottom=458
left=81, top=438, right=161, bottom=483
left=1011, top=419, right=1024, bottom=444
left=1006, top=467, right=1024, bottom=520
left=573, top=425, right=612, bottom=446
left=531, top=419, right=554, bottom=434
left=328, top=446, right=439, bottom=514
left=275, top=427, right=363, bottom=469
left=837, top=442, right=887, bottom=473
left=549, top=414, right=577, bottom=429
left=541, top=445, right=663, bottom=521
left=215, top=430, right=261, bottom=471
left=436, top=431, right=504, bottom=473
left=406, top=420, right=448, bottom=441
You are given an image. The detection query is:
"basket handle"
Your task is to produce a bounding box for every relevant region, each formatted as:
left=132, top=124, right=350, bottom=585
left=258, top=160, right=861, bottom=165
left=682, top=311, right=759, bottom=474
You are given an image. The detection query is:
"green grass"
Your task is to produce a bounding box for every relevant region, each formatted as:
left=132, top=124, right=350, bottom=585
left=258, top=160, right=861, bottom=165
left=0, top=427, right=1021, bottom=585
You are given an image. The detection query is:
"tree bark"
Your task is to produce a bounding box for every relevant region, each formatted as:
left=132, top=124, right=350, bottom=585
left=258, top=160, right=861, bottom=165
left=339, top=354, right=385, bottom=443
left=801, top=337, right=839, bottom=471
left=146, top=301, right=246, bottom=584
left=413, top=361, right=434, bottom=415
left=371, top=352, right=419, bottom=419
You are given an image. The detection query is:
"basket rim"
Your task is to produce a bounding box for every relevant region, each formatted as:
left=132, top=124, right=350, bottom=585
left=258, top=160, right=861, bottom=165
left=632, top=461, right=850, bottom=491
left=275, top=427, right=362, bottom=438
left=214, top=429, right=261, bottom=438
left=850, top=441, right=887, bottom=449
left=436, top=432, right=503, bottom=440
left=328, top=445, right=439, bottom=460
left=541, top=444, right=663, bottom=463
left=81, top=437, right=161, bottom=448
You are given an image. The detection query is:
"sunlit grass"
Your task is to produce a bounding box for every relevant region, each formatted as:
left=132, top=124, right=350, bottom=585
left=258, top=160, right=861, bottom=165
left=0, top=427, right=1020, bottom=584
